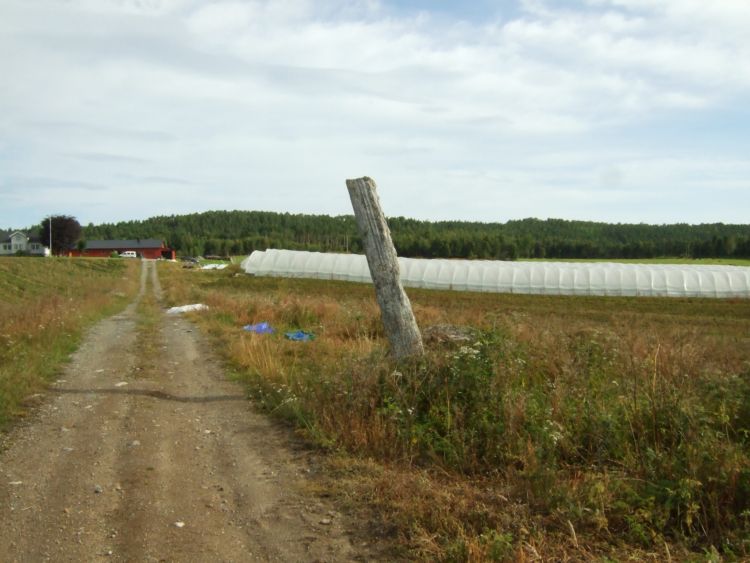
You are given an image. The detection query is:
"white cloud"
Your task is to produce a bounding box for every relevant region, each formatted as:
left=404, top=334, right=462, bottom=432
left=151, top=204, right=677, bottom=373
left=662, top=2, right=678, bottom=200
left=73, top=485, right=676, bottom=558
left=63, top=0, right=192, bottom=16
left=0, top=0, right=748, bottom=228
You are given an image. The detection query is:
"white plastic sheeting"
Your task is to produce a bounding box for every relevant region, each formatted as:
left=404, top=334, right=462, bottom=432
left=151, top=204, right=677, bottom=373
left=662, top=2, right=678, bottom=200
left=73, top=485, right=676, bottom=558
left=240, top=249, right=750, bottom=298
left=166, top=303, right=209, bottom=314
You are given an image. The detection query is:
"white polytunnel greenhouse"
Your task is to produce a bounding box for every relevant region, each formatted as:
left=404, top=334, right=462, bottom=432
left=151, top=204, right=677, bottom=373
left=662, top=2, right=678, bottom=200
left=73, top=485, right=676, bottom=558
left=240, top=249, right=750, bottom=298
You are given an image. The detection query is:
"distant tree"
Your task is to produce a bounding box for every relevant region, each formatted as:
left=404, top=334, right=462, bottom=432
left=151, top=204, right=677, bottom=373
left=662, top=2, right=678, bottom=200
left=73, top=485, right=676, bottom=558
left=40, top=215, right=82, bottom=256
left=532, top=241, right=546, bottom=259
left=76, top=209, right=750, bottom=261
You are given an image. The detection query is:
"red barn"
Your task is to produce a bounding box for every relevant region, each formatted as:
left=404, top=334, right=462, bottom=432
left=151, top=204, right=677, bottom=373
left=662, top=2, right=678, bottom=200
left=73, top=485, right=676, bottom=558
left=69, top=239, right=175, bottom=260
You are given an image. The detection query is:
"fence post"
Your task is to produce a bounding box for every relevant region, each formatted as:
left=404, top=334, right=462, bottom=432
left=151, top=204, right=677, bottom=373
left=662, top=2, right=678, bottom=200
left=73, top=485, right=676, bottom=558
left=346, top=177, right=424, bottom=359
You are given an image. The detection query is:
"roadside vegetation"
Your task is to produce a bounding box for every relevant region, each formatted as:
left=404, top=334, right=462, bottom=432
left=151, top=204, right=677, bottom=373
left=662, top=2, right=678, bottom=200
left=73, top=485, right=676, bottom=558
left=159, top=263, right=750, bottom=560
left=0, top=257, right=138, bottom=428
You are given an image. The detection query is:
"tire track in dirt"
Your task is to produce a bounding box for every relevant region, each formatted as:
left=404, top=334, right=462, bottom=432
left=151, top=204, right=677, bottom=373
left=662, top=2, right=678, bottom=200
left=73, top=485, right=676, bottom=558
left=0, top=260, right=371, bottom=562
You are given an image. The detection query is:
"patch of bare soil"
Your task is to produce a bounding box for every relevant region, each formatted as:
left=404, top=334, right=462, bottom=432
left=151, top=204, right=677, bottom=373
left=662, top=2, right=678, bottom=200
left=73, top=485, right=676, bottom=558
left=0, top=261, right=376, bottom=562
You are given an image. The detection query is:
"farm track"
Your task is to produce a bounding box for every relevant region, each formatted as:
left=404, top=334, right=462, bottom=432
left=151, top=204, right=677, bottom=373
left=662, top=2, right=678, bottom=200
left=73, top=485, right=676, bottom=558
left=0, top=261, right=370, bottom=562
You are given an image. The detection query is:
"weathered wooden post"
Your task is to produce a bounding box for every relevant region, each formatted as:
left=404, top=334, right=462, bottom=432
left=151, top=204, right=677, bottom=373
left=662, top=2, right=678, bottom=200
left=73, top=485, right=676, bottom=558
left=346, top=177, right=424, bottom=359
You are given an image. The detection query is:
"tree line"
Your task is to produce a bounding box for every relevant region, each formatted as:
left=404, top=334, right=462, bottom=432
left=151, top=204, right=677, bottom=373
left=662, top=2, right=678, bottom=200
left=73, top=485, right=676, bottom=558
left=75, top=211, right=750, bottom=260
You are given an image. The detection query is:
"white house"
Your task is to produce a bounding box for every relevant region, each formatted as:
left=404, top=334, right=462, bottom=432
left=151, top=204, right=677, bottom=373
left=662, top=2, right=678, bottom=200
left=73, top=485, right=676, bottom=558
left=0, top=230, right=49, bottom=256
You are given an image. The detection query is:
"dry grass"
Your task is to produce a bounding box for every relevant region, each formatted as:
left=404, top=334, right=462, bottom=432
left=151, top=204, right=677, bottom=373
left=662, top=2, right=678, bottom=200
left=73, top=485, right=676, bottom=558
left=159, top=263, right=750, bottom=561
left=0, top=257, right=139, bottom=427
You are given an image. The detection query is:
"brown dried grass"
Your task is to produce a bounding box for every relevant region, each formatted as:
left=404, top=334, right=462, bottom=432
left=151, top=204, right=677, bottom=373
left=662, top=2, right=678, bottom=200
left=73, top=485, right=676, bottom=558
left=0, top=257, right=138, bottom=426
left=158, top=264, right=750, bottom=561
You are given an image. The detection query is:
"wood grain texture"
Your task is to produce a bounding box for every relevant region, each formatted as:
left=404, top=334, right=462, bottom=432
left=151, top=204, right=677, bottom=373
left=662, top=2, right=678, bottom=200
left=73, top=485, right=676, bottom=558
left=346, top=177, right=424, bottom=359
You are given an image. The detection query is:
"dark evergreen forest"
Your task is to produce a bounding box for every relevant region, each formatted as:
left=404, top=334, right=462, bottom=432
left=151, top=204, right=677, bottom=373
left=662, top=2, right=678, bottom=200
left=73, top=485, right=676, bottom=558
left=80, top=210, right=750, bottom=260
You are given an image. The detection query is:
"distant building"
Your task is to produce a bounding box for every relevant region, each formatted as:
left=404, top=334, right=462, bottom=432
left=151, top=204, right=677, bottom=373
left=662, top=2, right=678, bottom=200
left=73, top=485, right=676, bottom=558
left=0, top=230, right=49, bottom=256
left=69, top=239, right=175, bottom=260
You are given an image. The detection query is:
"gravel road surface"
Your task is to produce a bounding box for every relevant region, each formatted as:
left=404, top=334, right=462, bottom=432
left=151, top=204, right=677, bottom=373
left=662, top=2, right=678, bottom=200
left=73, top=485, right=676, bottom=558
left=0, top=261, right=370, bottom=562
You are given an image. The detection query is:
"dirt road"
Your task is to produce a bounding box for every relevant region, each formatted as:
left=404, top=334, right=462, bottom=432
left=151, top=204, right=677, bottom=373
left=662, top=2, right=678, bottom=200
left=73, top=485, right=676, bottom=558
left=0, top=261, right=369, bottom=562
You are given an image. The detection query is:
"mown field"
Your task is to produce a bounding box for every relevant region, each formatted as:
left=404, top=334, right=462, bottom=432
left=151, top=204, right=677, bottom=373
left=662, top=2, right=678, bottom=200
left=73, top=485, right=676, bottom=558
left=159, top=263, right=750, bottom=561
left=0, top=257, right=138, bottom=428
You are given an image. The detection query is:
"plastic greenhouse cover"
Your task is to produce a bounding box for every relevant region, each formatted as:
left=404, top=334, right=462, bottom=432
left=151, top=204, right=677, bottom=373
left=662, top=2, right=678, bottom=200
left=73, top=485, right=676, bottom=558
left=240, top=250, right=750, bottom=299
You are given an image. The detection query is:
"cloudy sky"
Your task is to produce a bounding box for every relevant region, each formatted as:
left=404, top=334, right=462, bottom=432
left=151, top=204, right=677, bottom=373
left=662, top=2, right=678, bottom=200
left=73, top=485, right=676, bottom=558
left=1, top=0, right=749, bottom=229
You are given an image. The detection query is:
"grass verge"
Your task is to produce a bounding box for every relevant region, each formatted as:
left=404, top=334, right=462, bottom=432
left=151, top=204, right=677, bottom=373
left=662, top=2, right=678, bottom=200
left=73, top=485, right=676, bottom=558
left=0, top=257, right=139, bottom=428
left=158, top=262, right=750, bottom=561
left=133, top=282, right=163, bottom=377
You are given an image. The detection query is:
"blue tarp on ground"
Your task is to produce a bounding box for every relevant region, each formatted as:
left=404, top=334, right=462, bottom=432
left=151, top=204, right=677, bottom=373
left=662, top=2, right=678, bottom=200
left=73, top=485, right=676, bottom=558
left=284, top=330, right=315, bottom=341
left=243, top=322, right=275, bottom=334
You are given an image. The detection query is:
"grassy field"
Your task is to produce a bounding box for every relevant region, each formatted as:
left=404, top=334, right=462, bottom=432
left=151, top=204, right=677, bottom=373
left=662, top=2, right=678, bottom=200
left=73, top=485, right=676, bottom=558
left=161, top=263, right=750, bottom=561
left=526, top=257, right=750, bottom=267
left=3, top=254, right=747, bottom=557
left=0, top=257, right=138, bottom=428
